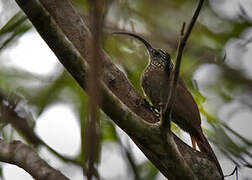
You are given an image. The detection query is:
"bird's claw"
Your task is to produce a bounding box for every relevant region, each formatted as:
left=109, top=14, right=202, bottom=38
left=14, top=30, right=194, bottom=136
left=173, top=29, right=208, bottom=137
left=150, top=106, right=160, bottom=118
left=142, top=99, right=160, bottom=117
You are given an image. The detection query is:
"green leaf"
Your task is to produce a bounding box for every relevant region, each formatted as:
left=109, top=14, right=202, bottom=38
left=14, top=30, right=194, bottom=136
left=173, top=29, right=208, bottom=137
left=0, top=11, right=31, bottom=50
left=138, top=161, right=158, bottom=180
left=100, top=113, right=118, bottom=142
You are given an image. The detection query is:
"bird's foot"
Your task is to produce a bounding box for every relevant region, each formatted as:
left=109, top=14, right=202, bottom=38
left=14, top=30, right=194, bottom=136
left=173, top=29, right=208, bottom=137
left=151, top=106, right=160, bottom=118
left=142, top=99, right=160, bottom=117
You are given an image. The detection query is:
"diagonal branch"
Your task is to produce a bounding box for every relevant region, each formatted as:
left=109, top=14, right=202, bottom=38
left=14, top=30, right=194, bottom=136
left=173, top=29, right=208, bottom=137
left=14, top=0, right=152, bottom=144
left=0, top=139, right=69, bottom=180
left=0, top=90, right=83, bottom=166
left=14, top=0, right=222, bottom=179
left=38, top=0, right=158, bottom=124
left=164, top=0, right=204, bottom=127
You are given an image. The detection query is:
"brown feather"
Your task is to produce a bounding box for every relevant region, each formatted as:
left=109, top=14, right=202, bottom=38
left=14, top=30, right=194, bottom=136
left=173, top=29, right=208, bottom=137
left=112, top=32, right=224, bottom=178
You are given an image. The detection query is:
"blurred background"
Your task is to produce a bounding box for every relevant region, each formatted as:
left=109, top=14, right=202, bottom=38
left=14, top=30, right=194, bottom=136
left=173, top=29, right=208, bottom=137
left=0, top=0, right=252, bottom=179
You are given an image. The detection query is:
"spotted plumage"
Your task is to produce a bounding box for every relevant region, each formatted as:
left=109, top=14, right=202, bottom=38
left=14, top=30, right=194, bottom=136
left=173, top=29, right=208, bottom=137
left=112, top=31, right=224, bottom=178
left=141, top=48, right=173, bottom=110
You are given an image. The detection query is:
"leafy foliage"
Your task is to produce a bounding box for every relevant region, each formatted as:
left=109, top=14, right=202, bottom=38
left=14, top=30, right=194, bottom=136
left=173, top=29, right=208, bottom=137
left=1, top=0, right=252, bottom=179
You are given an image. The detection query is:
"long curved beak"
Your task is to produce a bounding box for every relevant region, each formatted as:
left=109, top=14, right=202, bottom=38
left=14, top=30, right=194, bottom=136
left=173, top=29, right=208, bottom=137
left=112, top=32, right=153, bottom=53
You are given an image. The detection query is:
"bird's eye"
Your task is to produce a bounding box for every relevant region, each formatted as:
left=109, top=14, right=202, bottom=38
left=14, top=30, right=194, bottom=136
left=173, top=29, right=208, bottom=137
left=153, top=50, right=160, bottom=56
left=165, top=53, right=170, bottom=59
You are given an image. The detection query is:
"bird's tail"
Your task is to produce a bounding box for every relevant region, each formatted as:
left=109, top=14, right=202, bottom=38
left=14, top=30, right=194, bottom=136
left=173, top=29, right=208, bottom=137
left=192, top=131, right=224, bottom=179
left=191, top=136, right=196, bottom=149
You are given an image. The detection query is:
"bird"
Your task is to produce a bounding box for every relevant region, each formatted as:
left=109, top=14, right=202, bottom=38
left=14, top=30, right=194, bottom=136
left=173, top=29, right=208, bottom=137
left=112, top=31, right=224, bottom=178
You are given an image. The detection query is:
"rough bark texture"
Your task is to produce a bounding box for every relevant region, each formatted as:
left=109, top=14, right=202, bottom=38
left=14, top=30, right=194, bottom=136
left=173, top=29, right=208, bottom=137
left=39, top=0, right=158, bottom=124
left=0, top=139, right=69, bottom=180
left=14, top=0, right=223, bottom=179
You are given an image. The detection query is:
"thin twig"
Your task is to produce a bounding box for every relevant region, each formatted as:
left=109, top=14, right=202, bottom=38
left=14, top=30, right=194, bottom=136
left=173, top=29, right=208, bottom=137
left=162, top=0, right=204, bottom=129
left=183, top=0, right=204, bottom=44
left=84, top=0, right=104, bottom=179
left=224, top=166, right=238, bottom=180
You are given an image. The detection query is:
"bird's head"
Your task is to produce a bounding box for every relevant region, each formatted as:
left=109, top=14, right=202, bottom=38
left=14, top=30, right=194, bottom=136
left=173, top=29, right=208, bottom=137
left=112, top=32, right=173, bottom=68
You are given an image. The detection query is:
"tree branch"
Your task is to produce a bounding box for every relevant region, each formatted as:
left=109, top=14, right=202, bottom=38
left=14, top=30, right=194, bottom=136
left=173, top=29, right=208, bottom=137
left=14, top=0, right=152, bottom=143
left=160, top=1, right=204, bottom=178
left=38, top=0, right=158, bottom=124
left=0, top=90, right=83, bottom=166
left=14, top=0, right=222, bottom=179
left=0, top=139, right=69, bottom=180
left=164, top=0, right=204, bottom=125
left=83, top=0, right=103, bottom=179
